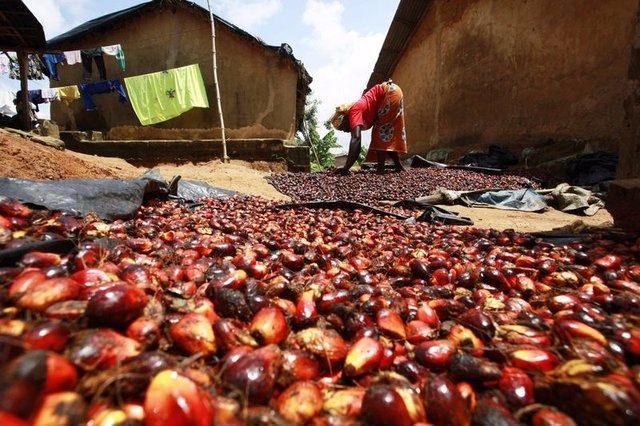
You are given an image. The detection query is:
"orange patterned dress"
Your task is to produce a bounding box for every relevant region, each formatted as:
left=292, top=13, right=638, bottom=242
left=349, top=81, right=407, bottom=161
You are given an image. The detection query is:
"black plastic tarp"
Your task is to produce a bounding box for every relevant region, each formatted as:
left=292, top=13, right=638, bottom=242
left=0, top=170, right=235, bottom=220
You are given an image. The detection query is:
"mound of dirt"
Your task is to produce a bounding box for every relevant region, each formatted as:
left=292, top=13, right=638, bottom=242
left=0, top=130, right=131, bottom=180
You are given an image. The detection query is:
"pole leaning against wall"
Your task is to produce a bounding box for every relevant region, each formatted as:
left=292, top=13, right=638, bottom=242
left=206, top=0, right=229, bottom=163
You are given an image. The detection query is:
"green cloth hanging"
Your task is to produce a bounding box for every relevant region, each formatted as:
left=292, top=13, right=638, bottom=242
left=124, top=64, right=209, bottom=126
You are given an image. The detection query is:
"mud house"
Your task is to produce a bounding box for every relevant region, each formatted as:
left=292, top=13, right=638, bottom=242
left=368, top=0, right=640, bottom=158
left=46, top=0, right=311, bottom=142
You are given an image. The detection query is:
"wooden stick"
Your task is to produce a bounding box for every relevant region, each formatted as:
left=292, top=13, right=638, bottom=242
left=206, top=0, right=229, bottom=163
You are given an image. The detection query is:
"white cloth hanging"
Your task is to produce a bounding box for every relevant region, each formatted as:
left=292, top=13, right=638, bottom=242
left=41, top=88, right=60, bottom=101
left=0, top=91, right=17, bottom=116
left=101, top=45, right=120, bottom=56
left=64, top=50, right=82, bottom=65
left=0, top=55, right=10, bottom=75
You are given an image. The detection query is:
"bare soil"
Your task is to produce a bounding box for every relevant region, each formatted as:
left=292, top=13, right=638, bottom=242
left=0, top=130, right=614, bottom=233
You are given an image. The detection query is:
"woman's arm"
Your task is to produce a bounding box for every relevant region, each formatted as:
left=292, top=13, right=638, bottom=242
left=340, top=125, right=362, bottom=173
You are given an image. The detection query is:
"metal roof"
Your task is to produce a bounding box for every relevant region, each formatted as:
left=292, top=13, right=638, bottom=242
left=367, top=0, right=432, bottom=88
left=0, top=0, right=46, bottom=51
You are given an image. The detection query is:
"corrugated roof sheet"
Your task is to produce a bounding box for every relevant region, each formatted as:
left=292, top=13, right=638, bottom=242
left=367, top=0, right=432, bottom=88
left=0, top=0, right=46, bottom=50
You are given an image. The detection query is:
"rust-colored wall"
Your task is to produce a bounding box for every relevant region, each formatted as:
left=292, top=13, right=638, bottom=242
left=51, top=7, right=299, bottom=139
left=391, top=0, right=640, bottom=155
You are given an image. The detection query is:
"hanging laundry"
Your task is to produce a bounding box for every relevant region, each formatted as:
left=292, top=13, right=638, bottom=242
left=81, top=49, right=107, bottom=81
left=64, top=50, right=82, bottom=65
left=124, top=64, right=209, bottom=126
left=79, top=79, right=128, bottom=111
left=41, top=88, right=60, bottom=102
left=42, top=53, right=66, bottom=81
left=0, top=91, right=17, bottom=116
left=102, top=44, right=126, bottom=71
left=9, top=54, right=44, bottom=80
left=56, top=85, right=81, bottom=104
left=16, top=90, right=48, bottom=112
left=0, top=55, right=10, bottom=75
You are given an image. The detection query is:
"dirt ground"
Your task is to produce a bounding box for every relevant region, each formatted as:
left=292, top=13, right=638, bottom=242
left=435, top=204, right=613, bottom=233
left=0, top=130, right=615, bottom=233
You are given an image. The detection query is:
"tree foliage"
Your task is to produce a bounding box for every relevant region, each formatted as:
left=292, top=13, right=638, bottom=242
left=297, top=97, right=340, bottom=172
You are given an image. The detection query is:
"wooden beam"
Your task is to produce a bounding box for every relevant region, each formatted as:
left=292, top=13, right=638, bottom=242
left=17, top=50, right=32, bottom=131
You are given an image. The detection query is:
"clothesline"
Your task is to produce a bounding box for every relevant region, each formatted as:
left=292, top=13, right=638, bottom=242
left=19, top=63, right=210, bottom=126
left=0, top=44, right=126, bottom=82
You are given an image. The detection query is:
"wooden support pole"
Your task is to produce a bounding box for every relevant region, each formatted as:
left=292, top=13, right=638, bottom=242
left=206, top=0, right=229, bottom=163
left=16, top=50, right=31, bottom=131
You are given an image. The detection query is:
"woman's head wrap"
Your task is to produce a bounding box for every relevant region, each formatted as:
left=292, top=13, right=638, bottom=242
left=330, top=103, right=353, bottom=129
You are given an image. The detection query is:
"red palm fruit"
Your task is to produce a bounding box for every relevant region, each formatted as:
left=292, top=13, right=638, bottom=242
left=89, top=408, right=132, bottom=426
left=0, top=215, right=11, bottom=229
left=472, top=397, right=518, bottom=426
left=213, top=396, right=241, bottom=426
left=458, top=308, right=496, bottom=340
left=277, top=381, right=323, bottom=424
left=144, top=370, right=214, bottom=426
left=323, top=388, right=366, bottom=417
left=294, top=327, right=349, bottom=367
left=497, top=324, right=552, bottom=347
left=247, top=262, right=268, bottom=279
left=296, top=290, right=319, bottom=325
left=127, top=318, right=160, bottom=346
left=510, top=349, right=558, bottom=373
left=512, top=275, right=536, bottom=295
left=121, top=264, right=152, bottom=288
left=279, top=350, right=321, bottom=386
left=43, top=353, right=78, bottom=394
left=408, top=258, right=429, bottom=279
left=191, top=298, right=219, bottom=324
left=212, top=242, right=237, bottom=257
left=361, top=386, right=414, bottom=426
left=457, top=382, right=477, bottom=412
left=170, top=313, right=216, bottom=356
left=210, top=269, right=248, bottom=290
left=406, top=320, right=437, bottom=344
left=221, top=345, right=282, bottom=404
left=32, top=392, right=86, bottom=426
left=531, top=408, right=577, bottom=426
left=213, top=319, right=258, bottom=352
left=416, top=303, right=440, bottom=328
left=67, top=329, right=141, bottom=370
left=554, top=320, right=606, bottom=345
left=594, top=255, right=621, bottom=270
left=8, top=268, right=46, bottom=298
left=0, top=199, right=31, bottom=217
left=499, top=367, right=535, bottom=407
left=377, top=309, right=407, bottom=339
left=449, top=353, right=502, bottom=382
left=344, top=337, right=383, bottom=377
left=448, top=324, right=484, bottom=357
left=17, top=278, right=81, bottom=312
left=0, top=412, right=27, bottom=426
left=415, top=340, right=457, bottom=370
left=24, top=322, right=70, bottom=352
left=615, top=328, right=640, bottom=359
left=21, top=252, right=60, bottom=268
left=281, top=251, right=304, bottom=271
left=70, top=268, right=113, bottom=287
left=44, top=300, right=87, bottom=320
left=250, top=307, right=289, bottom=345
left=318, top=290, right=349, bottom=313
left=219, top=346, right=254, bottom=373
left=424, top=375, right=471, bottom=426
left=86, top=283, right=148, bottom=327
left=548, top=294, right=581, bottom=312
left=516, top=255, right=537, bottom=268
